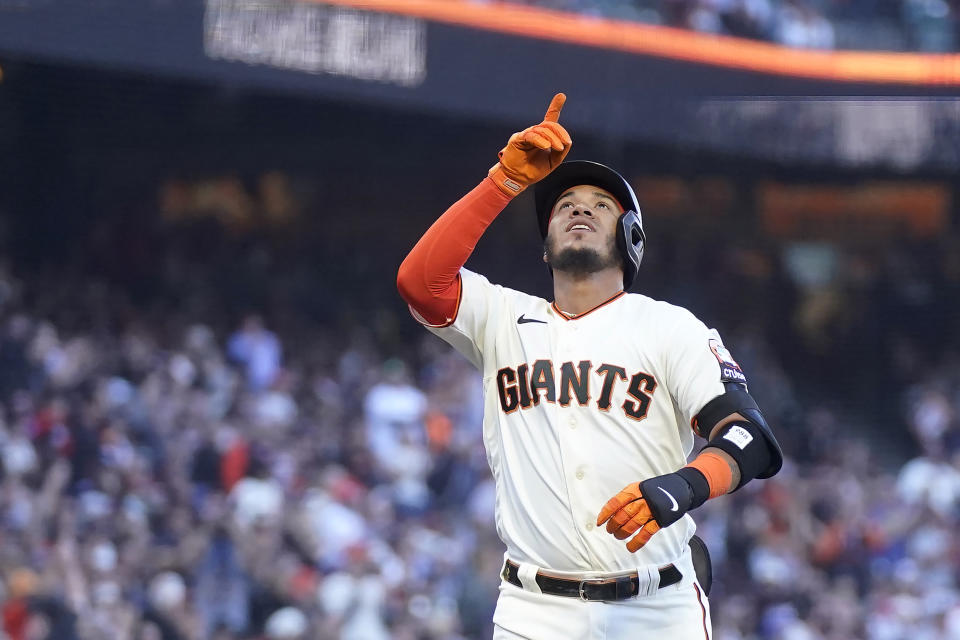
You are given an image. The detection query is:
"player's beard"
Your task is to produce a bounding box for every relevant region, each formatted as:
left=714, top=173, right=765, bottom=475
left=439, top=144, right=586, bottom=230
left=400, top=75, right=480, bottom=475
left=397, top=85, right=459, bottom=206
left=545, top=233, right=620, bottom=279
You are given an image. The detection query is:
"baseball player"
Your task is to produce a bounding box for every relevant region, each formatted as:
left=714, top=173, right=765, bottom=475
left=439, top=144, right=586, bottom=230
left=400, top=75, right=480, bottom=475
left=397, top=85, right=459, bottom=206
left=397, top=94, right=782, bottom=639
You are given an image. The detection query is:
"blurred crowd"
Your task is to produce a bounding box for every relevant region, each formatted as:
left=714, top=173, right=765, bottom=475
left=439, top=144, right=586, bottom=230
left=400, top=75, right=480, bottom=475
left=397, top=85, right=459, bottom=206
left=0, top=259, right=502, bottom=640
left=491, top=0, right=960, bottom=50
left=0, top=172, right=959, bottom=640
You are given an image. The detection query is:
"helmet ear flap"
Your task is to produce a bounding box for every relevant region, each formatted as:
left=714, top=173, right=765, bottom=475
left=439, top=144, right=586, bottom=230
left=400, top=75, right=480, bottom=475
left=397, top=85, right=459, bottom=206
left=616, top=211, right=645, bottom=290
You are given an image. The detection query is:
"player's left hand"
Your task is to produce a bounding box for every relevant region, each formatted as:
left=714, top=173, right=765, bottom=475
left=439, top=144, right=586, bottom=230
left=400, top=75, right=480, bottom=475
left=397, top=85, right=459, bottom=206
left=596, top=473, right=696, bottom=552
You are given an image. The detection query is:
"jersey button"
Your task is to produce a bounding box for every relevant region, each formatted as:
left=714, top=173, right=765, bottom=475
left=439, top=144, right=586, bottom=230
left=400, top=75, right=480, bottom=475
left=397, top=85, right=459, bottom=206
left=585, top=521, right=594, bottom=531
left=575, top=468, right=585, bottom=480
left=568, top=416, right=577, bottom=428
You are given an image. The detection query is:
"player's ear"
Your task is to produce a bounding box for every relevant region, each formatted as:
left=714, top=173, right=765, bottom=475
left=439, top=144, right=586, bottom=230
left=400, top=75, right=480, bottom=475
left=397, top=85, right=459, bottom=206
left=542, top=252, right=548, bottom=263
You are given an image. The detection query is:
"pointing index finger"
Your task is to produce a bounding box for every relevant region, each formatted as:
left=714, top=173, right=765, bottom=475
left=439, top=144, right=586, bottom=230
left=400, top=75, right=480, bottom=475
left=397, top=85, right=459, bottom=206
left=543, top=93, right=566, bottom=123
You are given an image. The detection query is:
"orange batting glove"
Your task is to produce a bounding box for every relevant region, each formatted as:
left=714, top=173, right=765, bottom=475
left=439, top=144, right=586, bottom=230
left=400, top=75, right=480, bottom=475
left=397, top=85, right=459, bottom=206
left=597, top=464, right=719, bottom=552
left=596, top=483, right=662, bottom=553
left=488, top=93, right=572, bottom=197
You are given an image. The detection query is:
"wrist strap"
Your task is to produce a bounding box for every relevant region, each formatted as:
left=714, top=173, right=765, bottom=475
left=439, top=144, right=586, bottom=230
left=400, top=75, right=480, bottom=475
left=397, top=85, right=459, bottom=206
left=676, top=467, right=711, bottom=510
left=488, top=164, right=525, bottom=197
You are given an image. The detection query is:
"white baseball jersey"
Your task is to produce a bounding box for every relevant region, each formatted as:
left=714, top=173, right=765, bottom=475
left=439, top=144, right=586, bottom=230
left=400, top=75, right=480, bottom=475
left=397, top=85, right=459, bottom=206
left=420, top=268, right=743, bottom=574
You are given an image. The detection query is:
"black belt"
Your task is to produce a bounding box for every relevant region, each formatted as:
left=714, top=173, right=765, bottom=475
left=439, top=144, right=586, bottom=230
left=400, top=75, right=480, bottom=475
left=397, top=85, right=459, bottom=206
left=502, top=560, right=682, bottom=601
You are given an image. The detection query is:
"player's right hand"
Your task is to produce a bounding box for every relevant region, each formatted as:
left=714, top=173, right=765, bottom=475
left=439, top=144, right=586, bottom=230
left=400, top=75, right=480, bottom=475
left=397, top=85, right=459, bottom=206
left=488, top=93, right=572, bottom=197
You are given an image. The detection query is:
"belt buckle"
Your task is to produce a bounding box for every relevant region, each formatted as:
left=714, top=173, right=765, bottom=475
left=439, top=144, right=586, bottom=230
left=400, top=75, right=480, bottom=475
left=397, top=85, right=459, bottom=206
left=578, top=580, right=589, bottom=601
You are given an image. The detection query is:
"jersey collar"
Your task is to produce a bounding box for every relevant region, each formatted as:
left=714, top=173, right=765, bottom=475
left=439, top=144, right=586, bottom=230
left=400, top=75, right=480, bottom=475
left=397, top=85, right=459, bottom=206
left=551, top=291, right=626, bottom=321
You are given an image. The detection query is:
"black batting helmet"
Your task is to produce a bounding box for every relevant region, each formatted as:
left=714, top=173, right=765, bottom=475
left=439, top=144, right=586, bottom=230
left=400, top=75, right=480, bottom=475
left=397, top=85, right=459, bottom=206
left=534, top=161, right=646, bottom=290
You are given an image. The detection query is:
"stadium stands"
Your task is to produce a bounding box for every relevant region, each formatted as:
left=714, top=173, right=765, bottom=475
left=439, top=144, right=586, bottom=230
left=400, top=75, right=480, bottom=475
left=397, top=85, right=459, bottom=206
left=0, top=166, right=958, bottom=638
left=1, top=62, right=959, bottom=640
left=494, top=0, right=960, bottom=51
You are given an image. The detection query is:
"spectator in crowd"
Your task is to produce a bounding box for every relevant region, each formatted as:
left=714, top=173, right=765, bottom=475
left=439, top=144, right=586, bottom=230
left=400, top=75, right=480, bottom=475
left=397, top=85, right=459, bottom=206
left=228, top=315, right=282, bottom=392
left=1, top=179, right=959, bottom=639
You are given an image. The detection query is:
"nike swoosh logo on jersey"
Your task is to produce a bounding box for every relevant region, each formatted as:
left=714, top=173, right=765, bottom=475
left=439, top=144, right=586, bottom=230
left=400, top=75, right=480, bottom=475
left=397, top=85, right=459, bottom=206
left=517, top=314, right=547, bottom=325
left=658, top=487, right=679, bottom=512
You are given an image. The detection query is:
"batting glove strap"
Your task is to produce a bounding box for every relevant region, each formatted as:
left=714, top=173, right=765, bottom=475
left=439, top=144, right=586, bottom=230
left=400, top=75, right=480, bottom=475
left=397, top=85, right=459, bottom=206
left=639, top=468, right=709, bottom=529
left=488, top=163, right=528, bottom=197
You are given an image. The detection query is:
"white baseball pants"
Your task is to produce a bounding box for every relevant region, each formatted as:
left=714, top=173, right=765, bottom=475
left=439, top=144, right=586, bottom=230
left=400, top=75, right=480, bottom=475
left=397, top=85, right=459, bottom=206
left=491, top=552, right=711, bottom=640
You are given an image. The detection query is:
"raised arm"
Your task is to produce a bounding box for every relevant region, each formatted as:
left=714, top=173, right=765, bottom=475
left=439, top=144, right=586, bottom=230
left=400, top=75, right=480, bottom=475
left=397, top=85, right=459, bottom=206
left=397, top=93, right=572, bottom=326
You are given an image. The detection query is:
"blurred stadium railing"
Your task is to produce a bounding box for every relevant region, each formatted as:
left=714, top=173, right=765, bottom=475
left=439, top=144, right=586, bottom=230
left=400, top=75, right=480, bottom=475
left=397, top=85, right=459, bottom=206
left=463, top=0, right=960, bottom=53
left=4, top=0, right=960, bottom=172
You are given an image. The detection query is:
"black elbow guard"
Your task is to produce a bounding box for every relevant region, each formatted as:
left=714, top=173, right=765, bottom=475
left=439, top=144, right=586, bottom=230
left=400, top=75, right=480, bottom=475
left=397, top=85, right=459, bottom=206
left=707, top=421, right=773, bottom=490
left=694, top=387, right=783, bottom=489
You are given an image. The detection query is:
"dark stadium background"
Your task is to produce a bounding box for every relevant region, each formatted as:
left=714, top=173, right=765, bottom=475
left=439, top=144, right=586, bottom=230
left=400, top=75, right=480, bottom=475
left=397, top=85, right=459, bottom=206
left=1, top=2, right=960, bottom=639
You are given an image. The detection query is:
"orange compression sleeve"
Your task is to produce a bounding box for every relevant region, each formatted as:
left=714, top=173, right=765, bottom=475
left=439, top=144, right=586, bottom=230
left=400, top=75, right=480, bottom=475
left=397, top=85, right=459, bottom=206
left=397, top=177, right=513, bottom=326
left=686, top=451, right=734, bottom=500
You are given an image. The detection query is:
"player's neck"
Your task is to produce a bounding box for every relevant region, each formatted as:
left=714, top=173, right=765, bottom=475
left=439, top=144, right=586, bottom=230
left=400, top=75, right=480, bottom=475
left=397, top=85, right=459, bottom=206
left=552, top=268, right=624, bottom=316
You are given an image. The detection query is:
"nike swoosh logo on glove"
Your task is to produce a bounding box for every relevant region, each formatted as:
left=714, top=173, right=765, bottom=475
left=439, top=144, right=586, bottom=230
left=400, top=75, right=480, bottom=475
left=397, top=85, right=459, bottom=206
left=658, top=487, right=679, bottom=512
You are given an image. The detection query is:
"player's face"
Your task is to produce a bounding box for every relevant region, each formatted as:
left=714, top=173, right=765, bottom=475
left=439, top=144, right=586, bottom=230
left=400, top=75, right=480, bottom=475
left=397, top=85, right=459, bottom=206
left=544, top=184, right=622, bottom=276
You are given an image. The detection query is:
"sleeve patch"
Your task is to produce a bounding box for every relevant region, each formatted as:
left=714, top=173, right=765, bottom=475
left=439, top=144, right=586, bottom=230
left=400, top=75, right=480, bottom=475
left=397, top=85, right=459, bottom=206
left=709, top=338, right=747, bottom=384
left=723, top=425, right=754, bottom=450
